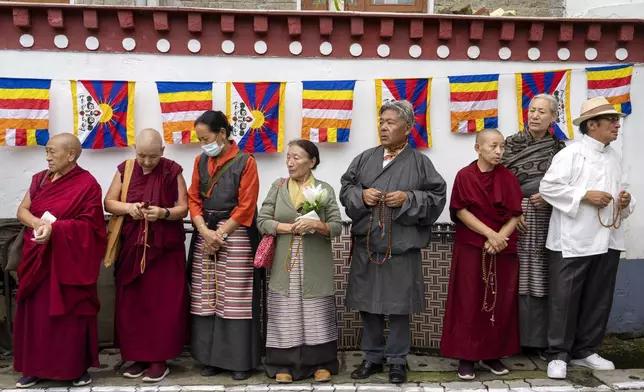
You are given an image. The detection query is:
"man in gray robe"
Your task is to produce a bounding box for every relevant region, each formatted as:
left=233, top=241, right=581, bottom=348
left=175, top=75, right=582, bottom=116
left=340, top=100, right=447, bottom=384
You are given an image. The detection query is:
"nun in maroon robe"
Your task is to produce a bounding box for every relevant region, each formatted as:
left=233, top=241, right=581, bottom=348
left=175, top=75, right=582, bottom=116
left=440, top=130, right=523, bottom=380
left=105, top=146, right=189, bottom=383
left=14, top=162, right=106, bottom=388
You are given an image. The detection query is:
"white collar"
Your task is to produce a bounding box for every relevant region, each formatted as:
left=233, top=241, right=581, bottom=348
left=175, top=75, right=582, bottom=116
left=582, top=134, right=610, bottom=153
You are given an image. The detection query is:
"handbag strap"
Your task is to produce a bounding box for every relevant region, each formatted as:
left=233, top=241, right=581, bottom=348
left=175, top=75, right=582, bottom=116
left=120, top=159, right=135, bottom=202
left=273, top=178, right=287, bottom=219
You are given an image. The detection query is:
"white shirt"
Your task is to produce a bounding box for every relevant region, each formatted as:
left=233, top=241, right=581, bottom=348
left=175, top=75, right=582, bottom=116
left=539, top=135, right=636, bottom=258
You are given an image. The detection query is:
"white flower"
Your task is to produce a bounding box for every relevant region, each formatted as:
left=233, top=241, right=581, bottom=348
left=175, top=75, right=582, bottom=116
left=302, top=184, right=328, bottom=205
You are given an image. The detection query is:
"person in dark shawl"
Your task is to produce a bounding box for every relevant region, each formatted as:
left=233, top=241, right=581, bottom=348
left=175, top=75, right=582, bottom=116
left=440, top=129, right=524, bottom=380
left=104, top=129, right=189, bottom=383
left=14, top=133, right=106, bottom=388
left=340, top=100, right=446, bottom=384
left=187, top=111, right=262, bottom=381
left=500, top=94, right=566, bottom=356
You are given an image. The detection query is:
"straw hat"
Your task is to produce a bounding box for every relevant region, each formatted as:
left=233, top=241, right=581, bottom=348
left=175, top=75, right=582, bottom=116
left=572, top=96, right=625, bottom=126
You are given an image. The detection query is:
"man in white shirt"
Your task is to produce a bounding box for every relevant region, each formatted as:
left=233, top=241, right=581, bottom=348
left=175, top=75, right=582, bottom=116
left=539, top=96, right=635, bottom=379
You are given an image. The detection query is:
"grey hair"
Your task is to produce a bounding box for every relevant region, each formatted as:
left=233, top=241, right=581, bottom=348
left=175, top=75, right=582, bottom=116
left=530, top=93, right=559, bottom=117
left=379, top=100, right=415, bottom=127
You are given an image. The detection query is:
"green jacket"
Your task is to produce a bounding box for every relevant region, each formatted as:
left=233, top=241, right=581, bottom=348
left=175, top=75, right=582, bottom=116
left=257, top=178, right=342, bottom=298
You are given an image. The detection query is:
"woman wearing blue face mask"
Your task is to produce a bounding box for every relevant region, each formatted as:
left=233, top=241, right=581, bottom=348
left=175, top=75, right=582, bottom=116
left=187, top=110, right=262, bottom=381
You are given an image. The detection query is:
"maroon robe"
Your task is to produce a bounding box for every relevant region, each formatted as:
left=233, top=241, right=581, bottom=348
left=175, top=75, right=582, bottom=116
left=114, top=158, right=189, bottom=362
left=440, top=161, right=523, bottom=361
left=14, top=166, right=106, bottom=379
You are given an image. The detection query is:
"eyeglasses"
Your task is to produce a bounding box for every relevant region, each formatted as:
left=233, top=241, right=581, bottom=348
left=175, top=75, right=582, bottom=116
left=594, top=115, right=621, bottom=123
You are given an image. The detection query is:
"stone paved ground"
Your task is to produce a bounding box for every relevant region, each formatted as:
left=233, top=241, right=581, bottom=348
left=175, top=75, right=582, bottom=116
left=1, top=350, right=644, bottom=391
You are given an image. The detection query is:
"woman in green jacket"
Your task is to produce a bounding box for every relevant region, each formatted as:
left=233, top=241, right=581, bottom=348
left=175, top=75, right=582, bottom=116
left=257, top=139, right=342, bottom=384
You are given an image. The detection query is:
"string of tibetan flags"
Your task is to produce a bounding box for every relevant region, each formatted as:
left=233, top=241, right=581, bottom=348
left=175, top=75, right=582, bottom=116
left=0, top=64, right=635, bottom=151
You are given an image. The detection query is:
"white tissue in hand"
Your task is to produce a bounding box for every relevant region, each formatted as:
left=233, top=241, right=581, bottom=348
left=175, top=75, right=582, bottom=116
left=296, top=211, right=320, bottom=234
left=41, top=211, right=57, bottom=224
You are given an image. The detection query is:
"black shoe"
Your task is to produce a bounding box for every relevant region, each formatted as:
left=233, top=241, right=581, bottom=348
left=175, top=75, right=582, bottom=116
left=72, top=371, right=92, bottom=387
left=351, top=360, right=383, bottom=379
left=231, top=371, right=252, bottom=380
left=200, top=366, right=222, bottom=377
left=389, top=364, right=406, bottom=384
left=16, top=376, right=40, bottom=388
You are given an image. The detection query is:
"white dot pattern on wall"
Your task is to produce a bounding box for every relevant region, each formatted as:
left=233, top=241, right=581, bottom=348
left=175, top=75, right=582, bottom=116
left=349, top=43, right=362, bottom=57
left=557, top=48, right=570, bottom=61
left=528, top=47, right=540, bottom=61
left=188, top=39, right=201, bottom=53
left=254, top=40, right=268, bottom=55
left=85, top=36, right=99, bottom=51
left=616, top=48, right=629, bottom=61
left=54, top=35, right=68, bottom=49
left=289, top=41, right=303, bottom=56
left=408, top=45, right=421, bottom=59
left=498, top=47, right=511, bottom=60
left=319, top=42, right=333, bottom=56
left=377, top=44, right=390, bottom=58
left=122, top=37, right=136, bottom=52
left=467, top=45, right=480, bottom=60
left=437, top=45, right=450, bottom=59
left=19, top=34, right=34, bottom=48
left=585, top=47, right=598, bottom=61
left=221, top=40, right=235, bottom=54
left=156, top=39, right=171, bottom=53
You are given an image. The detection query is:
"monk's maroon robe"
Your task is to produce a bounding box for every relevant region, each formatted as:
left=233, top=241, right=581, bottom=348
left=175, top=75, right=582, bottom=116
left=14, top=166, right=106, bottom=380
left=440, top=161, right=523, bottom=361
left=114, top=158, right=188, bottom=362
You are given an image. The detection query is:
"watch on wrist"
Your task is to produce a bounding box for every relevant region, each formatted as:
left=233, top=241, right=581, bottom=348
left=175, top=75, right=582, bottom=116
left=217, top=229, right=228, bottom=240
left=163, top=208, right=170, bottom=219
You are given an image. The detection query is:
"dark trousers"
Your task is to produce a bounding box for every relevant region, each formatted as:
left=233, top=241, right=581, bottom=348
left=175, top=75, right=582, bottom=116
left=546, top=250, right=620, bottom=362
left=360, top=311, right=410, bottom=365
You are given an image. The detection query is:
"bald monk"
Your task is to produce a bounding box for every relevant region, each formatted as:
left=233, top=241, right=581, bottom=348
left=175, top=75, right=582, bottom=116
left=104, top=128, right=189, bottom=383
left=440, top=129, right=524, bottom=380
left=14, top=133, right=107, bottom=388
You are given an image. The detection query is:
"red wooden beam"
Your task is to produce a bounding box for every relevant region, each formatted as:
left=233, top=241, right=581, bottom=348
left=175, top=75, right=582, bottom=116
left=500, top=21, right=515, bottom=41
left=47, top=8, right=63, bottom=29
left=618, top=24, right=634, bottom=42
left=558, top=23, right=573, bottom=42
left=117, top=10, right=134, bottom=30
left=220, top=14, right=235, bottom=34
left=438, top=19, right=452, bottom=40
left=287, top=16, right=301, bottom=36
left=153, top=11, right=169, bottom=32
left=253, top=15, right=268, bottom=34
left=187, top=13, right=202, bottom=33
left=469, top=20, right=484, bottom=40
left=586, top=23, right=602, bottom=42
left=319, top=17, right=333, bottom=36
left=12, top=8, right=30, bottom=28
left=409, top=19, right=423, bottom=39
left=528, top=22, right=544, bottom=42
left=380, top=18, right=394, bottom=38
left=351, top=17, right=363, bottom=37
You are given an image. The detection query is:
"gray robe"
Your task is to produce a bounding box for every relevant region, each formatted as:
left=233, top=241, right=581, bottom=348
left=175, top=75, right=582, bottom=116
left=339, top=145, right=447, bottom=315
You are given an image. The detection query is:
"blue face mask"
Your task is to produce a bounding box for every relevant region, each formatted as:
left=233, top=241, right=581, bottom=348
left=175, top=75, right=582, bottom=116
left=202, top=139, right=223, bottom=157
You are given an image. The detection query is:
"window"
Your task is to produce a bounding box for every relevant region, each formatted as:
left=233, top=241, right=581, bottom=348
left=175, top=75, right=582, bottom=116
left=302, top=0, right=427, bottom=12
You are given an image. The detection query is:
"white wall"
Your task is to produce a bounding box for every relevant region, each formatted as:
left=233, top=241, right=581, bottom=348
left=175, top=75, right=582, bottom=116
left=0, top=50, right=642, bottom=258
left=566, top=0, right=644, bottom=17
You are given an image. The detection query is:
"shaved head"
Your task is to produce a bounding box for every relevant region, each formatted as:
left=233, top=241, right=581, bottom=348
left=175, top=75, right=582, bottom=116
left=475, top=128, right=504, bottom=145
left=136, top=128, right=164, bottom=150
left=135, top=128, right=164, bottom=173
left=48, top=133, right=82, bottom=160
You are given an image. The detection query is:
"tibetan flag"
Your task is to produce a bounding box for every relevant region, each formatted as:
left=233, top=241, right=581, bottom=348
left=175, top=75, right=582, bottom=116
left=0, top=78, right=51, bottom=147
left=586, top=64, right=633, bottom=116
left=449, top=74, right=499, bottom=133
left=516, top=70, right=573, bottom=140
left=156, top=82, right=213, bottom=145
left=71, top=80, right=135, bottom=149
left=375, top=78, right=431, bottom=148
left=301, top=80, right=356, bottom=143
left=226, top=82, right=286, bottom=154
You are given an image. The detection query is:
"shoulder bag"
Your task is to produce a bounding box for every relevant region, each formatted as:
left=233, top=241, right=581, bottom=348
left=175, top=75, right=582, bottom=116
left=254, top=178, right=287, bottom=269
left=104, top=159, right=135, bottom=267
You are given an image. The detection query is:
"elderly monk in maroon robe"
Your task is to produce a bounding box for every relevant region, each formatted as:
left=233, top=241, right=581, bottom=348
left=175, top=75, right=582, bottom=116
left=440, top=129, right=523, bottom=380
left=104, top=128, right=189, bottom=383
left=14, top=133, right=106, bottom=388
